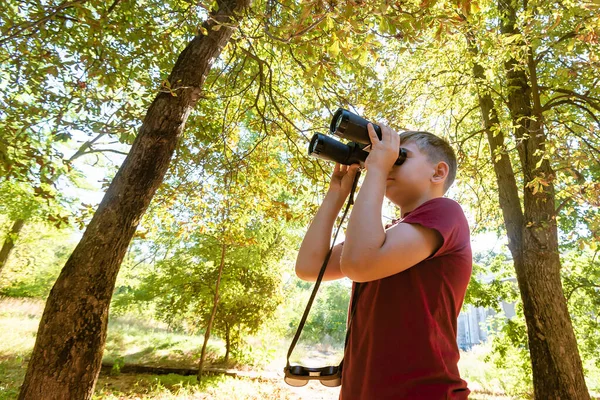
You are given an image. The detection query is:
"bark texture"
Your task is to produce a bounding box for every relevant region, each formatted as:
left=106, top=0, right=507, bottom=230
left=18, top=1, right=251, bottom=399
left=0, top=218, right=25, bottom=275
left=468, top=1, right=590, bottom=398
left=498, top=3, right=589, bottom=398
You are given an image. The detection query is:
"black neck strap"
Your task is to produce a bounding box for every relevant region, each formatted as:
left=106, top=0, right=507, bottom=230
left=286, top=170, right=363, bottom=371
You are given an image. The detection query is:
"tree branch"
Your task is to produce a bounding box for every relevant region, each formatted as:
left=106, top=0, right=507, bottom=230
left=81, top=148, right=129, bottom=157
left=567, top=281, right=600, bottom=302
left=0, top=0, right=90, bottom=45
left=104, top=0, right=122, bottom=17
left=541, top=87, right=600, bottom=113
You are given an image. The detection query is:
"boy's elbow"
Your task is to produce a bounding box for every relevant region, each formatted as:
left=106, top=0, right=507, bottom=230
left=339, top=257, right=367, bottom=282
left=294, top=264, right=315, bottom=282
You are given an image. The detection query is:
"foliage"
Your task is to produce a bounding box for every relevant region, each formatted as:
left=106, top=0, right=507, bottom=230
left=562, top=249, right=600, bottom=371
left=294, top=280, right=351, bottom=345
left=0, top=0, right=211, bottom=232
left=484, top=304, right=533, bottom=399
left=0, top=219, right=76, bottom=297
left=0, top=0, right=200, bottom=167
left=1, top=0, right=600, bottom=397
left=0, top=181, right=64, bottom=225
left=464, top=247, right=600, bottom=395
left=112, top=225, right=290, bottom=362
left=109, top=356, right=125, bottom=376
left=464, top=251, right=520, bottom=312
left=463, top=248, right=533, bottom=397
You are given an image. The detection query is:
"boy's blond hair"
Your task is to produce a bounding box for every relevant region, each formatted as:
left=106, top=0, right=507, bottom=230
left=399, top=131, right=457, bottom=193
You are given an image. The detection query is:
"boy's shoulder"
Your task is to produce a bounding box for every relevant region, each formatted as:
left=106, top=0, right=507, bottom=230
left=403, top=197, right=466, bottom=221
left=420, top=196, right=463, bottom=208
left=385, top=197, right=465, bottom=229
left=399, top=197, right=471, bottom=257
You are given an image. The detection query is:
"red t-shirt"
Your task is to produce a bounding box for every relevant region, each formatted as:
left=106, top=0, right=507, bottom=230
left=340, top=197, right=472, bottom=400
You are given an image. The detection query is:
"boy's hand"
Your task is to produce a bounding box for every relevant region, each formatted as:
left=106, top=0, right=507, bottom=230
left=365, top=123, right=400, bottom=173
left=328, top=163, right=360, bottom=200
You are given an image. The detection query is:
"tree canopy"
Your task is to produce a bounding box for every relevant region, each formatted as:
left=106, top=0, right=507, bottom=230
left=1, top=0, right=599, bottom=398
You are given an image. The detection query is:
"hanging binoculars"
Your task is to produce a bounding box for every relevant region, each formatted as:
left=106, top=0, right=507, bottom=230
left=283, top=365, right=342, bottom=387
left=308, top=108, right=408, bottom=166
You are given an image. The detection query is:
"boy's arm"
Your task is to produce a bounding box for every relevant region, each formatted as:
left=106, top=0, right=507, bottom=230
left=341, top=124, right=442, bottom=283
left=295, top=164, right=359, bottom=282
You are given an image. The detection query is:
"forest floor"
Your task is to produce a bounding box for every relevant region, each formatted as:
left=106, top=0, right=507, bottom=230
left=0, top=296, right=587, bottom=400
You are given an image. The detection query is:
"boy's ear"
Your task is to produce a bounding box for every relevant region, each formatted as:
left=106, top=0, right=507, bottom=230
left=431, top=161, right=449, bottom=186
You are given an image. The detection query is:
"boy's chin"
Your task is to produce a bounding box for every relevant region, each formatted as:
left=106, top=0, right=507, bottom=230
left=385, top=187, right=424, bottom=207
left=384, top=190, right=404, bottom=206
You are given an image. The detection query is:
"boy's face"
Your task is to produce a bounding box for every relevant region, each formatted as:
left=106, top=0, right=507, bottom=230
left=384, top=141, right=439, bottom=206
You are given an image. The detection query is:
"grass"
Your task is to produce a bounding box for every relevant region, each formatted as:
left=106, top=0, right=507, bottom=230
left=0, top=297, right=341, bottom=400
left=2, top=297, right=598, bottom=400
left=458, top=343, right=531, bottom=399
left=458, top=340, right=600, bottom=399
left=94, top=373, right=341, bottom=400
left=0, top=298, right=41, bottom=400
left=103, top=316, right=216, bottom=370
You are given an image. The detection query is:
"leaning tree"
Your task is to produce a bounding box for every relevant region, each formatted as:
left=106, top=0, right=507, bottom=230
left=17, top=0, right=252, bottom=398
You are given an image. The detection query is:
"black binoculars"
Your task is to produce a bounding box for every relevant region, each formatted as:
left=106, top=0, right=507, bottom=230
left=308, top=108, right=407, bottom=166
left=283, top=365, right=342, bottom=387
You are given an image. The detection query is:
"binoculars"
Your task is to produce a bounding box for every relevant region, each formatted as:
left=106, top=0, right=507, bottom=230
left=308, top=108, right=407, bottom=166
left=283, top=365, right=341, bottom=387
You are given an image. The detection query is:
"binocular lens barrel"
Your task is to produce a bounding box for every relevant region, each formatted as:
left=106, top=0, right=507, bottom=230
left=308, top=108, right=407, bottom=166
left=309, top=133, right=369, bottom=165
left=330, top=108, right=382, bottom=143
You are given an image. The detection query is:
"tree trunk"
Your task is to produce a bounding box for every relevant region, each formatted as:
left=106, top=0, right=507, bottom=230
left=18, top=1, right=250, bottom=399
left=224, top=322, right=231, bottom=362
left=198, top=243, right=227, bottom=382
left=471, top=61, right=524, bottom=257
left=467, top=2, right=590, bottom=397
left=497, top=2, right=589, bottom=398
left=0, top=218, right=25, bottom=275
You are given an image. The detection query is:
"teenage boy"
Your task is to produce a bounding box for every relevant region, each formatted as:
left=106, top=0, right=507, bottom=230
left=295, top=123, right=472, bottom=399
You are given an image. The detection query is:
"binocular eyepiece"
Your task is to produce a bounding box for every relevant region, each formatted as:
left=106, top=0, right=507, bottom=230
left=309, top=108, right=407, bottom=166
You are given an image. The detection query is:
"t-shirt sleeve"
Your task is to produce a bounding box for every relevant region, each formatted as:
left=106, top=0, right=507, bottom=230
left=400, top=197, right=469, bottom=259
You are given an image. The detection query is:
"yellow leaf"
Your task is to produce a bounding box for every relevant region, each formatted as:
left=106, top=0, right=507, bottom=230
left=329, top=40, right=340, bottom=57
left=304, top=63, right=319, bottom=78
left=358, top=51, right=369, bottom=66
left=326, top=16, right=334, bottom=30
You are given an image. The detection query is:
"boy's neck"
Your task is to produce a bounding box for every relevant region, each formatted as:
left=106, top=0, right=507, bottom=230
left=399, top=193, right=443, bottom=218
